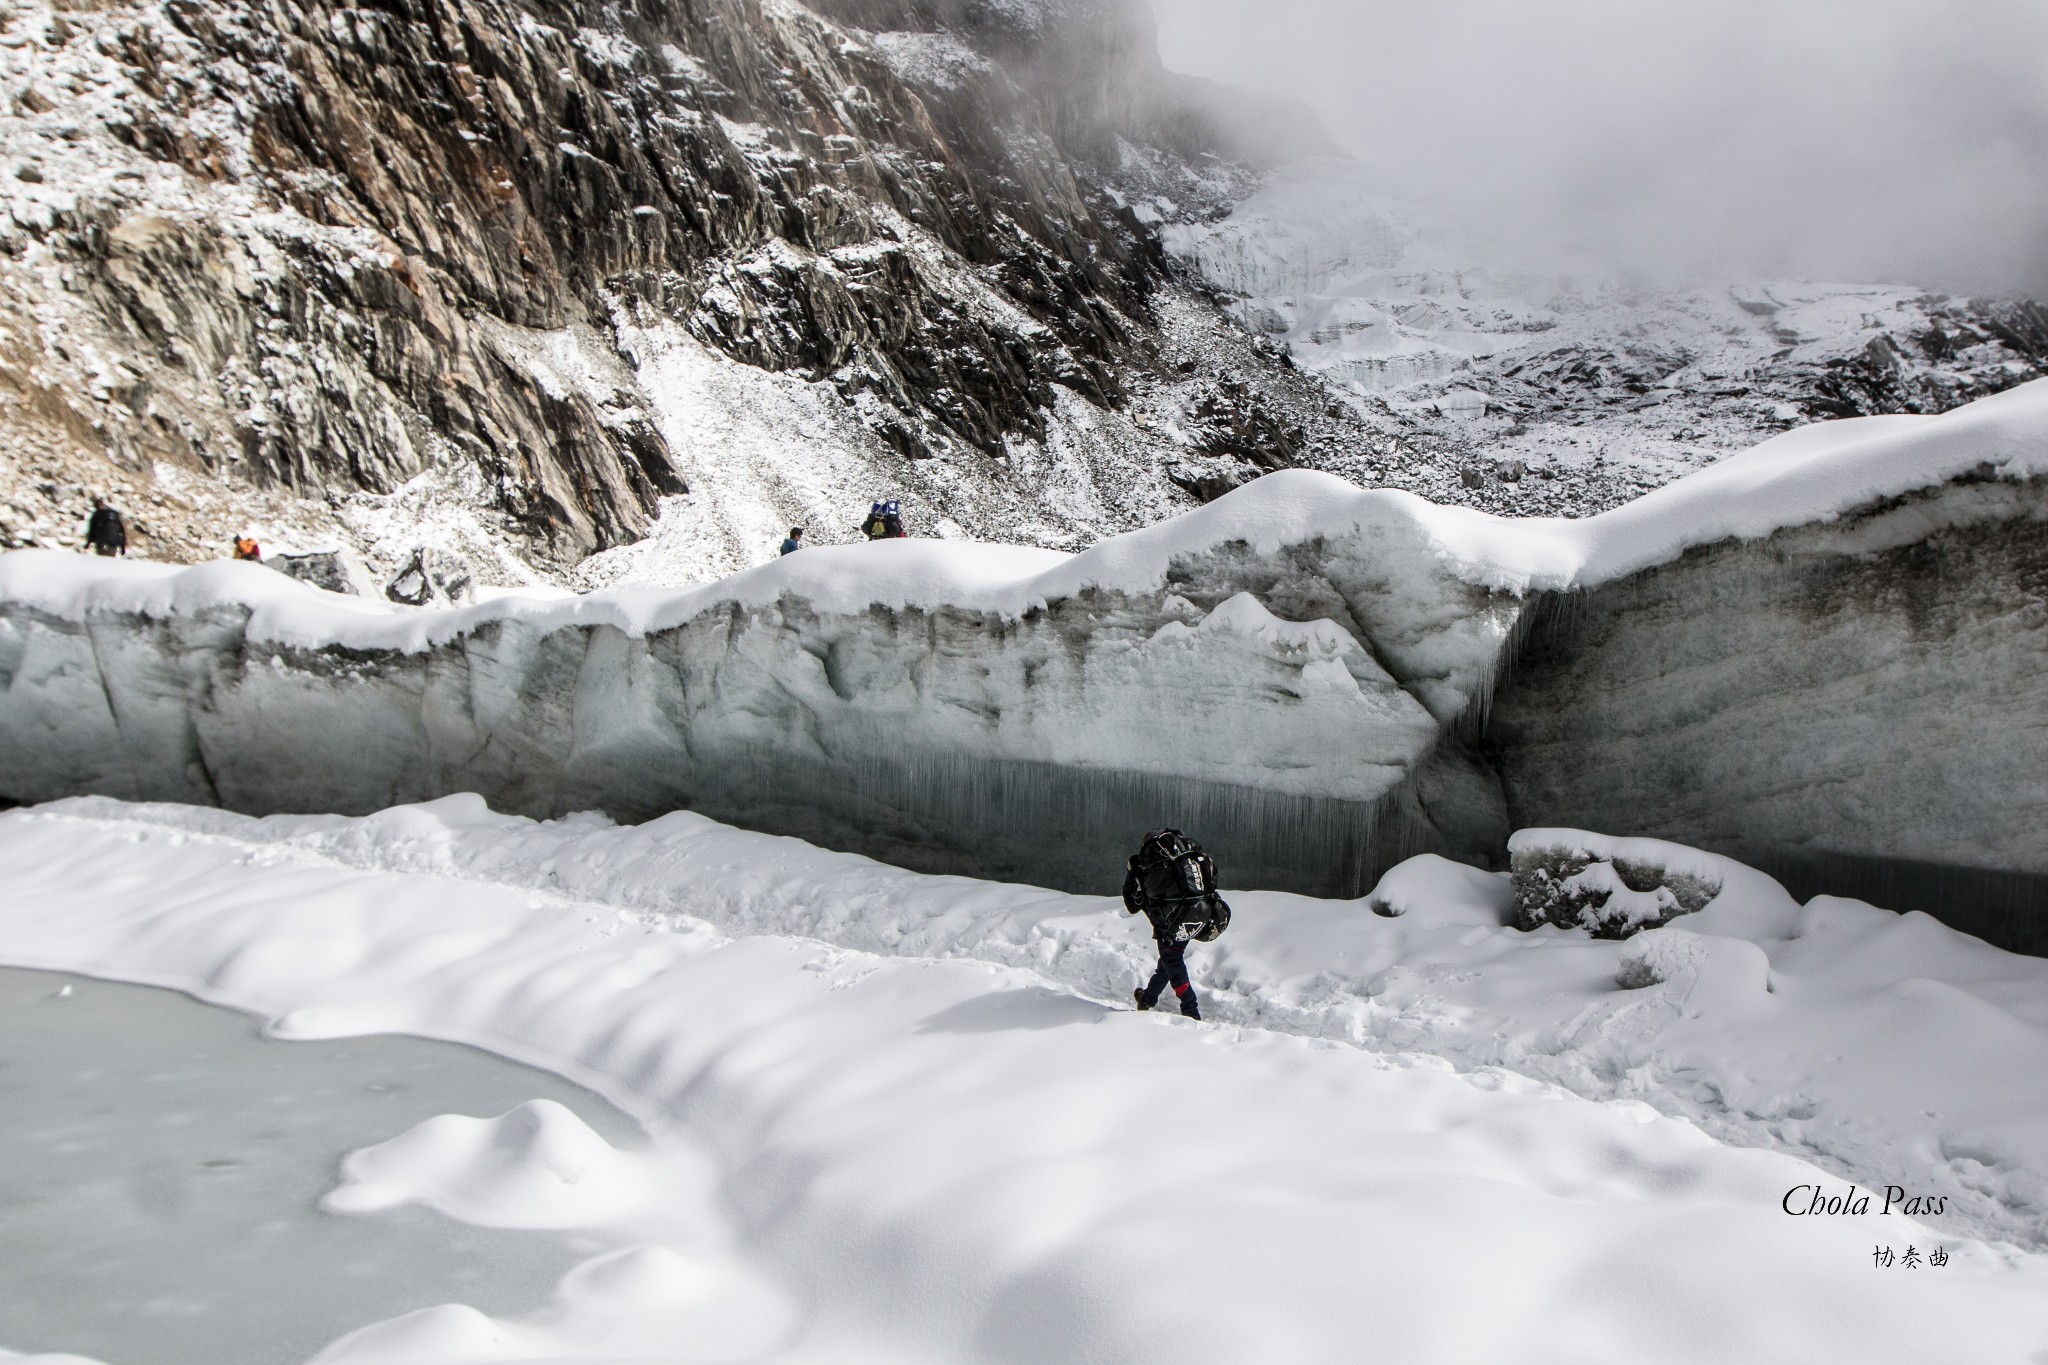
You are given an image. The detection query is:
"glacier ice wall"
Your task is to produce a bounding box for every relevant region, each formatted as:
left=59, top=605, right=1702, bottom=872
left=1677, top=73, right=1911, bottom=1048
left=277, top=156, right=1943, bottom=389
left=1489, top=474, right=2048, bottom=951
left=6, top=384, right=2048, bottom=934
left=0, top=544, right=1518, bottom=897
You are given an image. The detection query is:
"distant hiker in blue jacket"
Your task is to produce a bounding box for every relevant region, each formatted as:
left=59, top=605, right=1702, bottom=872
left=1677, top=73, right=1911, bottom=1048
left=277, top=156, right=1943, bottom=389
left=1123, top=828, right=1231, bottom=1020
left=780, top=527, right=804, bottom=555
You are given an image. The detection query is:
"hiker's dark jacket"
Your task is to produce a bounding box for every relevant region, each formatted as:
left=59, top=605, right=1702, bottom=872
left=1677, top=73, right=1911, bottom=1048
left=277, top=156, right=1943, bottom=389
left=1123, top=842, right=1228, bottom=944
left=85, top=507, right=126, bottom=551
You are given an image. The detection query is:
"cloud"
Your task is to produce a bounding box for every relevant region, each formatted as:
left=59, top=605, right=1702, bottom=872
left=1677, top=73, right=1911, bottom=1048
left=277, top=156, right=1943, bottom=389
left=1148, top=0, right=2048, bottom=296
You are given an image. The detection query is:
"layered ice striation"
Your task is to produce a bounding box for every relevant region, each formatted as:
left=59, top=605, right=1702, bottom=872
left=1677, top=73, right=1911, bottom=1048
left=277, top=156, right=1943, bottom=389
left=3, top=381, right=2047, bottom=926
left=0, top=514, right=1523, bottom=896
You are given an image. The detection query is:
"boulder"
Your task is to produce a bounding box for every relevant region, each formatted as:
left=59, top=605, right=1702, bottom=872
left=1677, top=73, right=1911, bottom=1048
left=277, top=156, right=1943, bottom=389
left=1508, top=829, right=1724, bottom=939
left=269, top=549, right=373, bottom=598
left=385, top=548, right=476, bottom=607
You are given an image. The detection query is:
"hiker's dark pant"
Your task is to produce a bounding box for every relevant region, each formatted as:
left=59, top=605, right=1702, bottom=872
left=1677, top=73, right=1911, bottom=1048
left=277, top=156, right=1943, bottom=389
left=1140, top=939, right=1200, bottom=1017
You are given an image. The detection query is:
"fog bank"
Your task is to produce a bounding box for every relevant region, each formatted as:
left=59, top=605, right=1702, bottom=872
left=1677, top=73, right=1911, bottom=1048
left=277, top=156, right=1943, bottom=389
left=1151, top=0, right=2048, bottom=296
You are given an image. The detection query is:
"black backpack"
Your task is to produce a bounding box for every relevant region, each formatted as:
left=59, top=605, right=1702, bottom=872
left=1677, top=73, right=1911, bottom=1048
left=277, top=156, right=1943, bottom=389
left=1130, top=829, right=1231, bottom=943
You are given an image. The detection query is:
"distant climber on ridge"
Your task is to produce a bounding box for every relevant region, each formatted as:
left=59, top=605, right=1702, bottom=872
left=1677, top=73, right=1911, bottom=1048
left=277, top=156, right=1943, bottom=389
left=232, top=535, right=262, bottom=562
left=84, top=497, right=126, bottom=557
left=1123, top=828, right=1231, bottom=1020
left=861, top=500, right=906, bottom=540
left=780, top=527, right=805, bottom=555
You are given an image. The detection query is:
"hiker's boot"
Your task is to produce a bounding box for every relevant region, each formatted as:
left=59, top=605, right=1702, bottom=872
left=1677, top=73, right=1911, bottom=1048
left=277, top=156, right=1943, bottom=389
left=1133, top=987, right=1155, bottom=1012
left=1176, top=986, right=1201, bottom=1021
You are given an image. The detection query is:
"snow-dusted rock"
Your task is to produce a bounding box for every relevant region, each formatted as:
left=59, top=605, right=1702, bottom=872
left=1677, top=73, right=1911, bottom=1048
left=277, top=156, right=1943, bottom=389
left=1509, top=829, right=1725, bottom=938
left=268, top=549, right=374, bottom=599
left=383, top=547, right=476, bottom=607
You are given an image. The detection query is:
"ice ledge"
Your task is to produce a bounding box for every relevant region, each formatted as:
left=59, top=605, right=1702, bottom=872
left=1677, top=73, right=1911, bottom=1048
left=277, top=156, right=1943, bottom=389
left=4, top=379, right=2044, bottom=654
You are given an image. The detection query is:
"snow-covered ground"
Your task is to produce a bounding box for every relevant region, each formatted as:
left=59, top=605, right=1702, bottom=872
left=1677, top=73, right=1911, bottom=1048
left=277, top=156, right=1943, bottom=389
left=3, top=795, right=2046, bottom=1363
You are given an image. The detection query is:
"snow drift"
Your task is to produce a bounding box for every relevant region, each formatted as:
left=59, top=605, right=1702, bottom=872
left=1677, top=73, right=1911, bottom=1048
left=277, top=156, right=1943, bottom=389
left=3, top=382, right=2046, bottom=932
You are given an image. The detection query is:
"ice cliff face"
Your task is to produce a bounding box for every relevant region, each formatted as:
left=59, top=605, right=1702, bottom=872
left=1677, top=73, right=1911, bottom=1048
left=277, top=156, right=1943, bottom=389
left=5, top=383, right=2046, bottom=946
left=0, top=528, right=1518, bottom=897
left=1489, top=471, right=2048, bottom=949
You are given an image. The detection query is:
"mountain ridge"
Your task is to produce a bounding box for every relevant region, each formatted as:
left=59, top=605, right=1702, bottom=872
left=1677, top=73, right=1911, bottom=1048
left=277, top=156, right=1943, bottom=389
left=0, top=0, right=2039, bottom=591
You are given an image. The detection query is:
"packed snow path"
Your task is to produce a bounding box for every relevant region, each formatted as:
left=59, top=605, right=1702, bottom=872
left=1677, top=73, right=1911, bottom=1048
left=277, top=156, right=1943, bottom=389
left=3, top=798, right=2046, bottom=1364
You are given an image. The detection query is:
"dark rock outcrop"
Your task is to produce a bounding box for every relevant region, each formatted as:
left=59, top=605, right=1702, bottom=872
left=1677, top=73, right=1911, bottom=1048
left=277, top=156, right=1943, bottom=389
left=270, top=548, right=373, bottom=596
left=384, top=546, right=476, bottom=605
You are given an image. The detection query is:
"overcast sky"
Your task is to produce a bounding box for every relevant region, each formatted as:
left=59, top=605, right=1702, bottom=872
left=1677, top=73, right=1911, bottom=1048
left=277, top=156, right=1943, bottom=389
left=1149, top=0, right=2048, bottom=296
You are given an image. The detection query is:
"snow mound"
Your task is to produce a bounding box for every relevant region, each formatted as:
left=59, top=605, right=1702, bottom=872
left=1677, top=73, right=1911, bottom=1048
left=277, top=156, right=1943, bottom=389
left=308, top=1247, right=796, bottom=1365
left=1615, top=925, right=1773, bottom=1012
left=322, top=1100, right=654, bottom=1229
left=1363, top=853, right=1514, bottom=924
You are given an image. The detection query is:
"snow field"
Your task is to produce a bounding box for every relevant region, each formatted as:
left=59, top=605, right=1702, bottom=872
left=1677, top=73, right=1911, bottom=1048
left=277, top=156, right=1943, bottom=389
left=3, top=797, right=2047, bottom=1363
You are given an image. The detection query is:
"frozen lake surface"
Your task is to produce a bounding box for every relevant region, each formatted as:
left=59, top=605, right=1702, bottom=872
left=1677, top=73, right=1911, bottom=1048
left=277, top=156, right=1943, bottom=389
left=0, top=966, right=642, bottom=1365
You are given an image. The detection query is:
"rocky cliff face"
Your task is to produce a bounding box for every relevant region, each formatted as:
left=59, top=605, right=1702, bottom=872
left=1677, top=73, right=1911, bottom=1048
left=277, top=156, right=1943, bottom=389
left=0, top=0, right=1344, bottom=582
left=2, top=0, right=2042, bottom=592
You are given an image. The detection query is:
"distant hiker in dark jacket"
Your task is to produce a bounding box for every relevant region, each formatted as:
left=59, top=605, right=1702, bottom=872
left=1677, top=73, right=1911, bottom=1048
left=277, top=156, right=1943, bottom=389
left=84, top=498, right=126, bottom=557
left=1123, top=828, right=1231, bottom=1020
left=779, top=527, right=805, bottom=555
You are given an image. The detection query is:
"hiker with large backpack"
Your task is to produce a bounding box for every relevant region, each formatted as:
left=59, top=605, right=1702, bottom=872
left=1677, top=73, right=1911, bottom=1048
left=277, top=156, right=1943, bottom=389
left=84, top=497, right=126, bottom=557
left=861, top=499, right=906, bottom=540
left=1122, top=828, right=1231, bottom=1020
